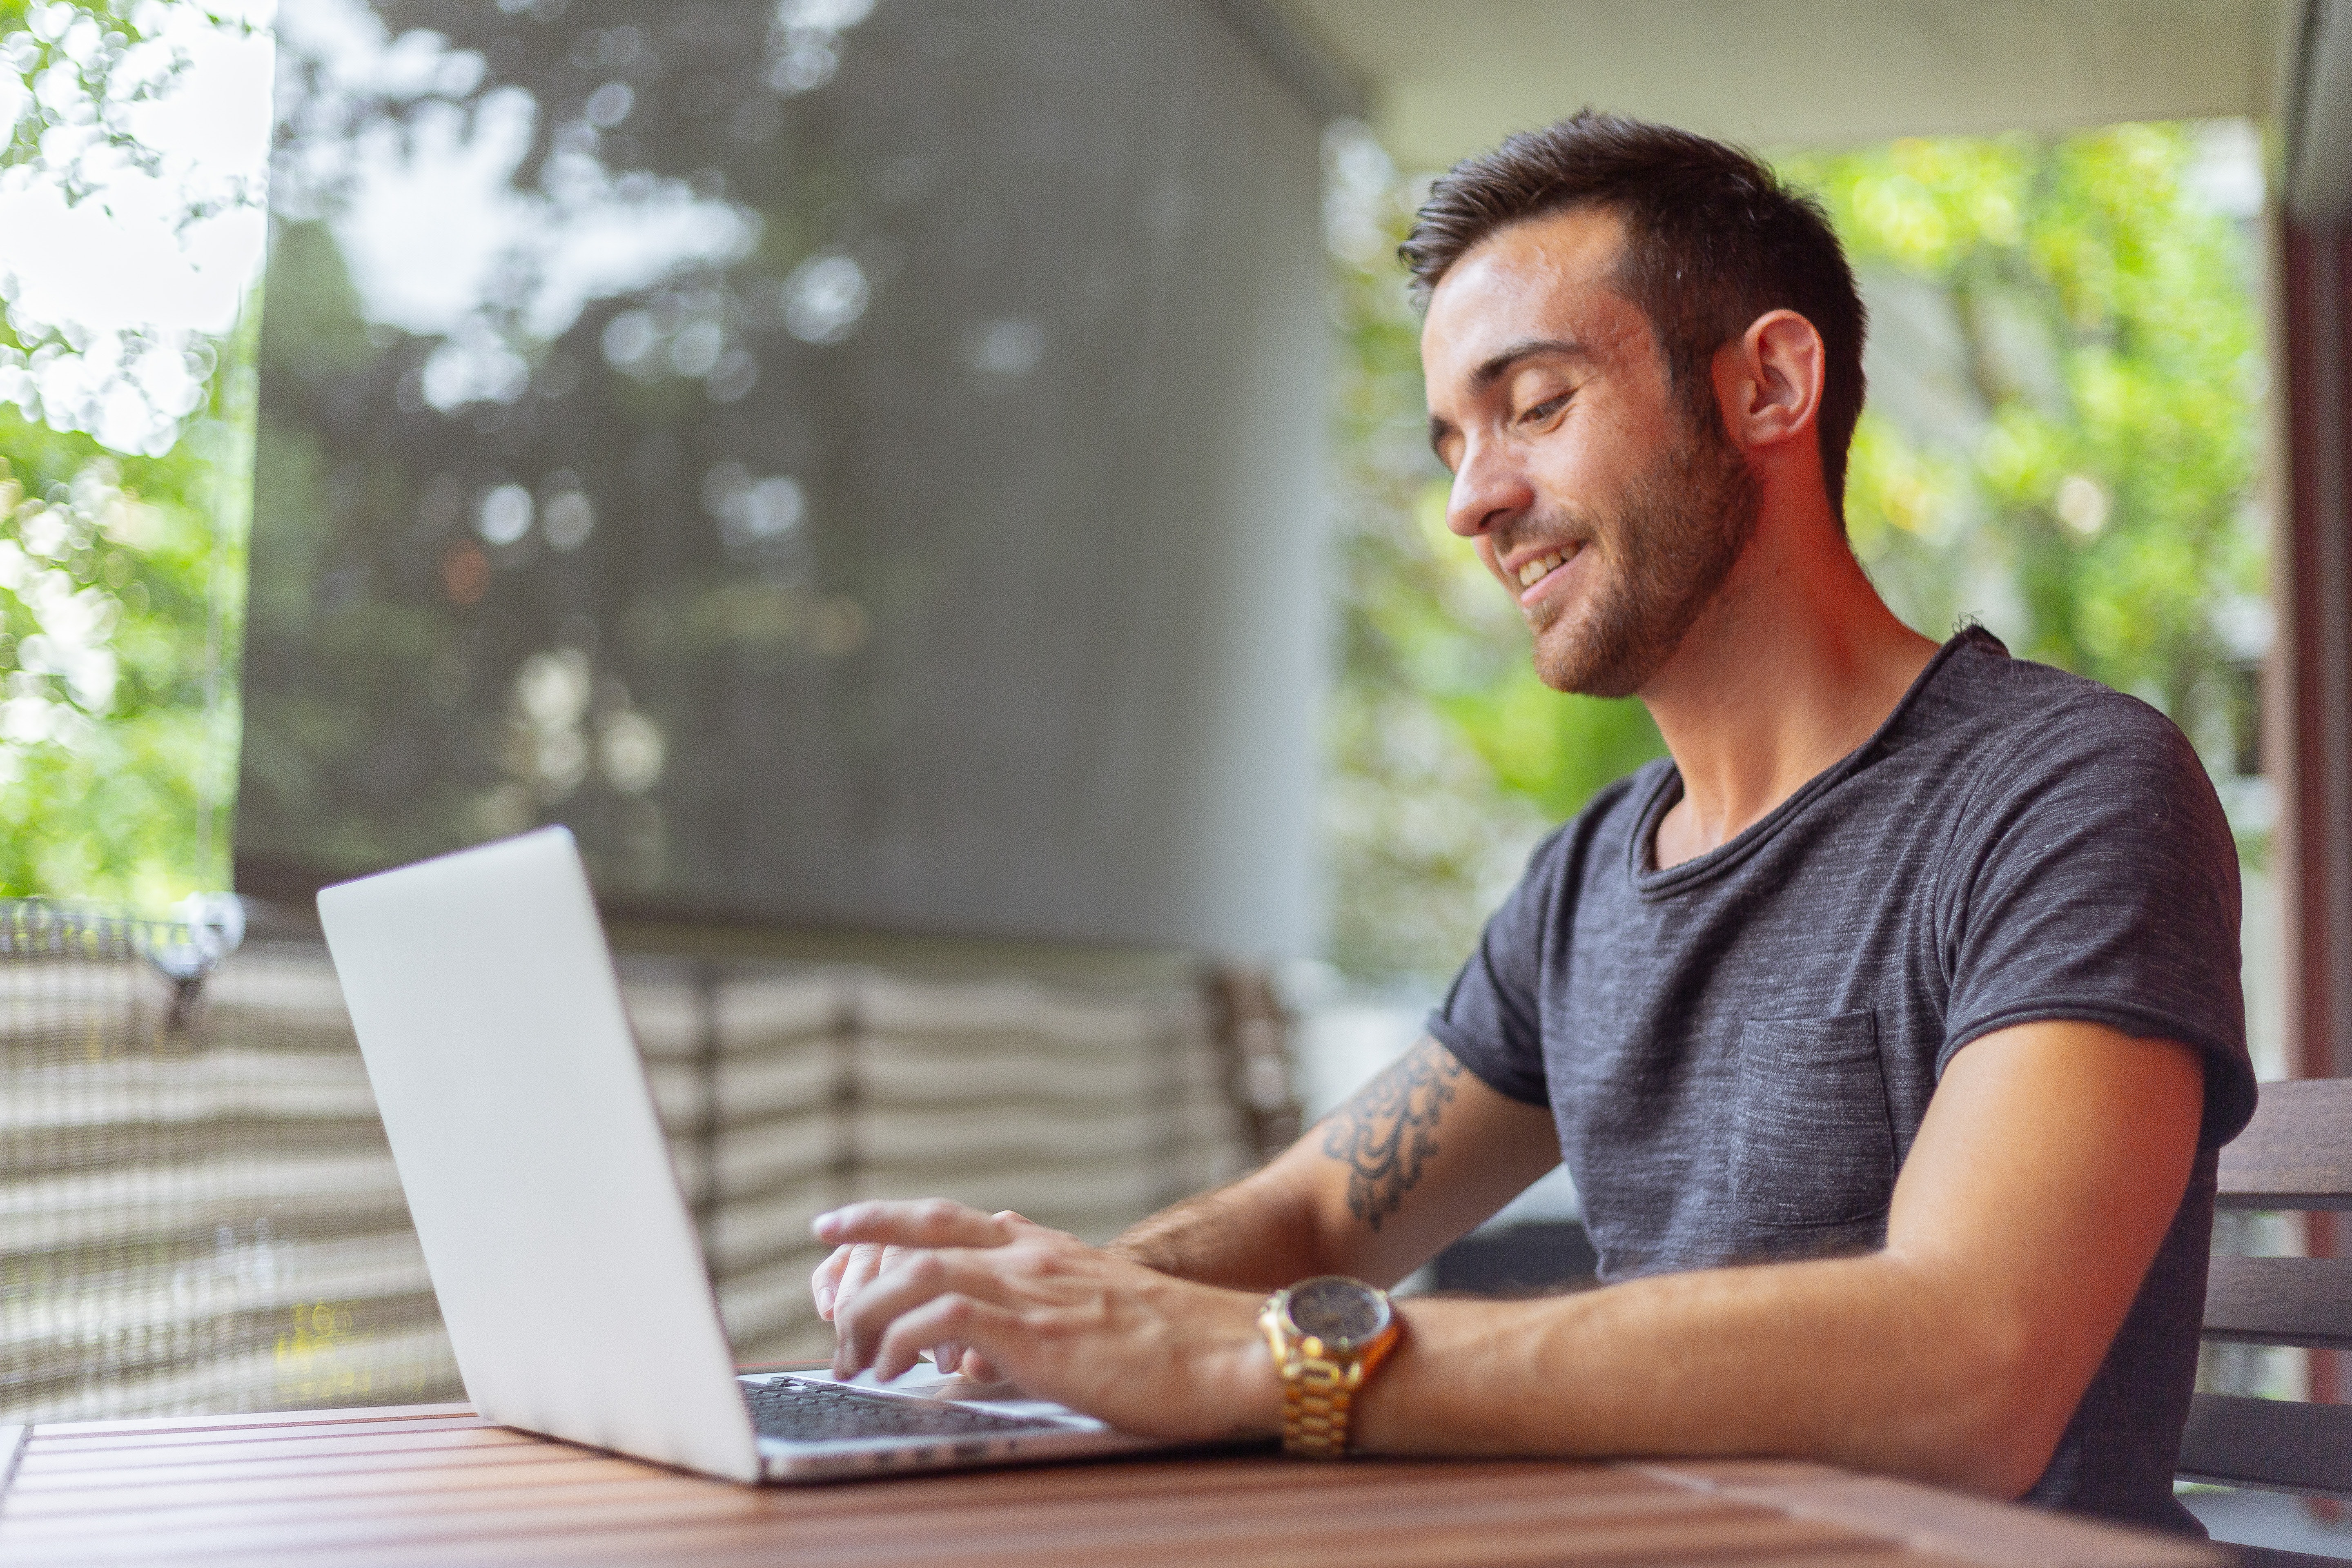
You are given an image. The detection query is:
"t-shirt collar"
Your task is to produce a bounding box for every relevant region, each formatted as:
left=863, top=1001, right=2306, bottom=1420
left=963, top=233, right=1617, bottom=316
left=1629, top=626, right=2006, bottom=898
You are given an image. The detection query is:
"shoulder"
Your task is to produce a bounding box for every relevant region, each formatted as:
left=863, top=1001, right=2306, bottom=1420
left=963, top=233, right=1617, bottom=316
left=1921, top=642, right=2252, bottom=1147
left=1927, top=635, right=2212, bottom=807
left=1919, top=637, right=2237, bottom=935
left=1922, top=644, right=2237, bottom=944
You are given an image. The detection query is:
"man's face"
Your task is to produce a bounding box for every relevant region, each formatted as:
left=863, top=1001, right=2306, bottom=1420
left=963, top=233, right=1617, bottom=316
left=1421, top=207, right=1759, bottom=698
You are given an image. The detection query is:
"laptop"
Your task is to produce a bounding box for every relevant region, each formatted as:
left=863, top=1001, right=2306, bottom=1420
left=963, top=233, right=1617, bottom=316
left=316, top=826, right=1178, bottom=1482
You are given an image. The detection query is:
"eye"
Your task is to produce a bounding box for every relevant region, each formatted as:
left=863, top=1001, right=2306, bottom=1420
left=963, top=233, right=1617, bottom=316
left=1520, top=390, right=1570, bottom=425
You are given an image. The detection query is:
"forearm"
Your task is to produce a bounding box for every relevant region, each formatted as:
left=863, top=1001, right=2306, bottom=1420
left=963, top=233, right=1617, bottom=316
left=1112, top=1038, right=1562, bottom=1291
left=1356, top=1252, right=2049, bottom=1497
left=1106, top=1169, right=1340, bottom=1290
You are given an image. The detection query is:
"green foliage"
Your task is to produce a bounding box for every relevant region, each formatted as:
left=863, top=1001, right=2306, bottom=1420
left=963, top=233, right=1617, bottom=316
left=1787, top=126, right=2266, bottom=760
left=0, top=304, right=249, bottom=904
left=0, top=2, right=161, bottom=201
left=1324, top=122, right=2266, bottom=981
left=0, top=0, right=253, bottom=907
left=0, top=2, right=260, bottom=203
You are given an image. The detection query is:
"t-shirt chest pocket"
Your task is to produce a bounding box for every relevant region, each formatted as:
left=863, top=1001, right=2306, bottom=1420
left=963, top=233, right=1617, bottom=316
left=1726, top=1011, right=1896, bottom=1229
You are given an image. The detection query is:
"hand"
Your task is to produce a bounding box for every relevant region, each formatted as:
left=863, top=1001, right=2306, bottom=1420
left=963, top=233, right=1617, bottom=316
left=810, top=1203, right=1013, bottom=1379
left=812, top=1198, right=1282, bottom=1441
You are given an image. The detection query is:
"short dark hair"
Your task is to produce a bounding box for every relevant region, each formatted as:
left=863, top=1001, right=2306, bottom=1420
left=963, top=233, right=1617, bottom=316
left=1401, top=111, right=1867, bottom=517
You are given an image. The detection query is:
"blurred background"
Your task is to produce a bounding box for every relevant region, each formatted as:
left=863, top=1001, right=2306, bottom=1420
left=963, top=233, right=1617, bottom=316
left=0, top=0, right=2345, bottom=1551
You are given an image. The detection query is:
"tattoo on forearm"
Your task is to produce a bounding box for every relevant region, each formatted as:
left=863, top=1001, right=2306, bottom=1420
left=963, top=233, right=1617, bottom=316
left=1319, top=1039, right=1463, bottom=1232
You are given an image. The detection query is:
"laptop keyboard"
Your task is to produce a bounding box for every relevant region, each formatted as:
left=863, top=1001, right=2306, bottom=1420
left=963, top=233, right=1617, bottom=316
left=742, top=1376, right=1054, bottom=1441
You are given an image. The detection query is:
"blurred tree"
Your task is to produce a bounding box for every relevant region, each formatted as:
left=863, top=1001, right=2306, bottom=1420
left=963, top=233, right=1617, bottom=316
left=1323, top=121, right=2265, bottom=983
left=0, top=340, right=249, bottom=904
left=0, top=0, right=258, bottom=905
left=1788, top=127, right=2267, bottom=793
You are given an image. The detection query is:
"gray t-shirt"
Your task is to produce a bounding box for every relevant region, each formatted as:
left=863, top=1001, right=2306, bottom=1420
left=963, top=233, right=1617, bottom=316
left=1429, top=628, right=2256, bottom=1533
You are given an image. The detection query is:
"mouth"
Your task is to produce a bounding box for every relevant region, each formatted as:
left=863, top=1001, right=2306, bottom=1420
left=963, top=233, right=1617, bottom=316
left=1509, top=543, right=1583, bottom=606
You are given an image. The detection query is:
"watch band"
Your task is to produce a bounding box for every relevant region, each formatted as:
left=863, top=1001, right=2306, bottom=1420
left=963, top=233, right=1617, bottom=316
left=1275, top=1345, right=1360, bottom=1457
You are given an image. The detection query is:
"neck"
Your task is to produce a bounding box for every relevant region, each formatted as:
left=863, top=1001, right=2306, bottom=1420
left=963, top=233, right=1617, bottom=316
left=1640, top=489, right=1938, bottom=869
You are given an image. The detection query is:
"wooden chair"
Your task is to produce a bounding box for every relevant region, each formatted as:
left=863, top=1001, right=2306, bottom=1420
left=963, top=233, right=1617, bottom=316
left=2177, top=1079, right=2352, bottom=1566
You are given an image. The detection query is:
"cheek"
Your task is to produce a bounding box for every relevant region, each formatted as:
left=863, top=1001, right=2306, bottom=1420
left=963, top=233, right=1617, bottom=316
left=1537, top=418, right=1613, bottom=485
left=1532, top=418, right=1653, bottom=521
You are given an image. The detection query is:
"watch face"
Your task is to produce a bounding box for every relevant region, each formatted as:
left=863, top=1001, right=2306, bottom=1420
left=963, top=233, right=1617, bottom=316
left=1285, top=1276, right=1390, bottom=1349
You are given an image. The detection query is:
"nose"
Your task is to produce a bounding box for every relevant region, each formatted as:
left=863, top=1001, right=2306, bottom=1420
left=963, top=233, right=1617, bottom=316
left=1444, top=435, right=1534, bottom=540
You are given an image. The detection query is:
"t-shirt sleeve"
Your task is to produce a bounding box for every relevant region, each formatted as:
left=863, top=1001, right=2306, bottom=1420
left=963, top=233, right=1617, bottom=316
left=1936, top=692, right=2256, bottom=1148
left=1424, top=823, right=1573, bottom=1107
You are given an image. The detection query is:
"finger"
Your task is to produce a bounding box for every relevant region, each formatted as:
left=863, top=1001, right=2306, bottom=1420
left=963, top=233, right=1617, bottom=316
left=831, top=1243, right=892, bottom=1319
left=834, top=1249, right=1018, bottom=1378
left=956, top=1345, right=1009, bottom=1383
left=834, top=1250, right=952, bottom=1376
left=813, top=1198, right=1013, bottom=1253
left=811, top=1245, right=856, bottom=1319
left=874, top=1294, right=1018, bottom=1384
left=930, top=1340, right=1005, bottom=1381
left=994, top=1209, right=1080, bottom=1245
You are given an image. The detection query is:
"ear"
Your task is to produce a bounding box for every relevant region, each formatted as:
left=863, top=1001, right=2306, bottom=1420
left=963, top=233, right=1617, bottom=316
left=1713, top=309, right=1824, bottom=454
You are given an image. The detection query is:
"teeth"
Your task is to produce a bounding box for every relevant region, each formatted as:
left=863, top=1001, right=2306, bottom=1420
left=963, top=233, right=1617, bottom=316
left=1517, top=552, right=1565, bottom=587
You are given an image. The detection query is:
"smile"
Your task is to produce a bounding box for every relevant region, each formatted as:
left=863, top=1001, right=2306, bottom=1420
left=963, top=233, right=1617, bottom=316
left=1512, top=543, right=1582, bottom=604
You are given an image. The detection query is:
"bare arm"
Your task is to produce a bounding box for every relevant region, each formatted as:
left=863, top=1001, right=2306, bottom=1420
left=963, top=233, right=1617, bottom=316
left=1108, top=1036, right=1562, bottom=1289
left=1351, top=1020, right=2205, bottom=1496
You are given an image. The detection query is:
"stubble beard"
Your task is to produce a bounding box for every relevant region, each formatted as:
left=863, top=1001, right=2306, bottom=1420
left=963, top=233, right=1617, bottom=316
left=1521, top=418, right=1763, bottom=699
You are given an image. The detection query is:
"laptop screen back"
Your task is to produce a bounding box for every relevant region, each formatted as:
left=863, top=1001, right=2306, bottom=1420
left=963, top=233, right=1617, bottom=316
left=318, top=827, right=760, bottom=1480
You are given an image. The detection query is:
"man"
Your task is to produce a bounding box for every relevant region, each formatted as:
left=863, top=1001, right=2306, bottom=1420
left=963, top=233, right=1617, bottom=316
left=808, top=113, right=2254, bottom=1533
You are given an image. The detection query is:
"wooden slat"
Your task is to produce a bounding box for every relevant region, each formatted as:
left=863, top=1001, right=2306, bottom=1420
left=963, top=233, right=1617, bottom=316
left=0, top=1471, right=684, bottom=1541
left=7, top=1438, right=603, bottom=1494
left=14, top=1425, right=541, bottom=1477
left=19, top=1415, right=495, bottom=1454
left=0, top=1494, right=2102, bottom=1568
left=2203, top=1256, right=2352, bottom=1349
left=1644, top=1465, right=2223, bottom=1568
left=24, top=1403, right=477, bottom=1439
left=0, top=1517, right=1868, bottom=1568
left=0, top=1467, right=1708, bottom=1546
left=1, top=1450, right=661, bottom=1517
left=2217, top=1080, right=2352, bottom=1210
left=2176, top=1393, right=2352, bottom=1497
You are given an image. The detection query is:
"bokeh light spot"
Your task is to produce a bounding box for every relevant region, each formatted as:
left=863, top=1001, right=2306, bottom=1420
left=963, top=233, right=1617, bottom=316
left=441, top=540, right=490, bottom=605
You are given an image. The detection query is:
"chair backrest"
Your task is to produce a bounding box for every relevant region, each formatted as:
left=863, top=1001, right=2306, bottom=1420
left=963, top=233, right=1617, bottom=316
left=2177, top=1078, right=2352, bottom=1501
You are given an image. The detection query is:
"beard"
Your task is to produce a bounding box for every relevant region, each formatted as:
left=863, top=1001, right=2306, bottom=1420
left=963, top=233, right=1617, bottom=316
left=1517, top=417, right=1762, bottom=699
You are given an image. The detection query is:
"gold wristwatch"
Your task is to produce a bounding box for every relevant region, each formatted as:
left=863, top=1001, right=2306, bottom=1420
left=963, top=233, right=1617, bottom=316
left=1258, top=1276, right=1401, bottom=1458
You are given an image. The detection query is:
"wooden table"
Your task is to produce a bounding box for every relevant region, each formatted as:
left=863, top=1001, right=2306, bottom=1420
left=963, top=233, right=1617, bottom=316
left=0, top=1401, right=2227, bottom=1567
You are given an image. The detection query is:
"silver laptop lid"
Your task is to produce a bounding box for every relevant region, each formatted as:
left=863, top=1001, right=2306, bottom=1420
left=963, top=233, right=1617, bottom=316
left=318, top=827, right=761, bottom=1481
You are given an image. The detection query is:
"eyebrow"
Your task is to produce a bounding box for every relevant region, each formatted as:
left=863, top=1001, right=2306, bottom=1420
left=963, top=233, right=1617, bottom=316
left=1426, top=337, right=1595, bottom=460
